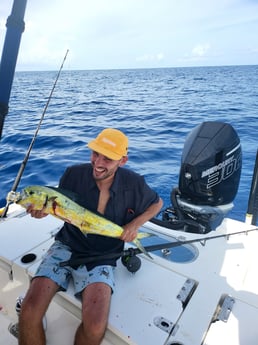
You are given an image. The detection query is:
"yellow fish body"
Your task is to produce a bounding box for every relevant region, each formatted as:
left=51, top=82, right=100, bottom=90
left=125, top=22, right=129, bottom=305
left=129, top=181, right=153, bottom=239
left=10, top=185, right=151, bottom=258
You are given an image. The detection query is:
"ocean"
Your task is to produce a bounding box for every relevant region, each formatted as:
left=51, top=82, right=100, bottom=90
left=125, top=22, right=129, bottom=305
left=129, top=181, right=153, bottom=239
left=0, top=65, right=258, bottom=224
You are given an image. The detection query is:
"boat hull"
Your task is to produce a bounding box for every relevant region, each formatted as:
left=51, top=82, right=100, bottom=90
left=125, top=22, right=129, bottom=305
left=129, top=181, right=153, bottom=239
left=1, top=204, right=258, bottom=345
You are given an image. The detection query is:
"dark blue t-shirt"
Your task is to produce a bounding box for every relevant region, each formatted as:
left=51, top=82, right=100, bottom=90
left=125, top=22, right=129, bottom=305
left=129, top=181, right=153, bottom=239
left=55, top=163, right=159, bottom=268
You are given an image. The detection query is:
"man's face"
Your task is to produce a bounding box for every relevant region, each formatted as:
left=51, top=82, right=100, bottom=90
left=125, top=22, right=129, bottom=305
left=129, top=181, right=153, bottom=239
left=91, top=151, right=127, bottom=181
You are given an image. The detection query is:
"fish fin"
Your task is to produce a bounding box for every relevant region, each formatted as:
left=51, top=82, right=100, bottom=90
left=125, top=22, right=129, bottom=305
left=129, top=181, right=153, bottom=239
left=46, top=186, right=86, bottom=206
left=48, top=196, right=57, bottom=202
left=133, top=238, right=153, bottom=259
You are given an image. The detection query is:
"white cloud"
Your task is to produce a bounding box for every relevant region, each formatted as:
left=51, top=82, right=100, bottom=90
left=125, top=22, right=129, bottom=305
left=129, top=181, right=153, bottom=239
left=136, top=53, right=164, bottom=62
left=192, top=44, right=211, bottom=58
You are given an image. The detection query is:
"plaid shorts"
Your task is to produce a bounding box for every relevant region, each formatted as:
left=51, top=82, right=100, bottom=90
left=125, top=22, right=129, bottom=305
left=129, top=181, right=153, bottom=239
left=35, top=240, right=115, bottom=296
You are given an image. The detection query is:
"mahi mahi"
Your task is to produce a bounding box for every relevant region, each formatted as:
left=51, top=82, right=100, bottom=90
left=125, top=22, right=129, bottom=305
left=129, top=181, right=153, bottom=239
left=8, top=185, right=152, bottom=258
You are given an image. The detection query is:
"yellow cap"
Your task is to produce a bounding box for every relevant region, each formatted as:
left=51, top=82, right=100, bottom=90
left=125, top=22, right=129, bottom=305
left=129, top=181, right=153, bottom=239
left=88, top=128, right=128, bottom=160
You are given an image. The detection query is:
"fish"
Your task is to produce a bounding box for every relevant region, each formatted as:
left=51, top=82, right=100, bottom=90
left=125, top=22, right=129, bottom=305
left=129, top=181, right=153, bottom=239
left=8, top=185, right=152, bottom=259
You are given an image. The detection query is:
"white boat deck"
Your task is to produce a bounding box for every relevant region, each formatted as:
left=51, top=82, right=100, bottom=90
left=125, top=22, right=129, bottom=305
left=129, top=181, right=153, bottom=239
left=1, top=205, right=258, bottom=345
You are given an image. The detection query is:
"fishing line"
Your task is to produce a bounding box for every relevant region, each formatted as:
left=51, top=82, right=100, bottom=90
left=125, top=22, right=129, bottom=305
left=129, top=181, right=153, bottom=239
left=59, top=226, right=258, bottom=267
left=1, top=49, right=69, bottom=218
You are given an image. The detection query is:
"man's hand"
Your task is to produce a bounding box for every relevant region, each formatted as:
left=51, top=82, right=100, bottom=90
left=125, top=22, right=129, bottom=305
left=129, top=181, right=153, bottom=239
left=120, top=223, right=138, bottom=242
left=120, top=198, right=163, bottom=242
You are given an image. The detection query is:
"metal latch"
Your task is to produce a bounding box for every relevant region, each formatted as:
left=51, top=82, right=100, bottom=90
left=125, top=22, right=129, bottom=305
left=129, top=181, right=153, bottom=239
left=212, top=295, right=235, bottom=322
left=177, top=278, right=197, bottom=308
left=213, top=295, right=235, bottom=322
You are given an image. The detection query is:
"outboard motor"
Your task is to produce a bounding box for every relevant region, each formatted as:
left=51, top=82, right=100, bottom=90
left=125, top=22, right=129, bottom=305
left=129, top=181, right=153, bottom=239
left=157, top=121, right=242, bottom=233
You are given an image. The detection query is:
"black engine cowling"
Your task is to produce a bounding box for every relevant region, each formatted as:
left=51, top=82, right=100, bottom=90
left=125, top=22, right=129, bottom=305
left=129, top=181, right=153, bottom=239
left=179, top=121, right=242, bottom=206
left=152, top=121, right=242, bottom=233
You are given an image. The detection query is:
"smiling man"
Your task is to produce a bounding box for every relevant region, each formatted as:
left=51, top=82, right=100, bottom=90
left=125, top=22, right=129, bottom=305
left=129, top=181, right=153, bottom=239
left=19, top=128, right=163, bottom=345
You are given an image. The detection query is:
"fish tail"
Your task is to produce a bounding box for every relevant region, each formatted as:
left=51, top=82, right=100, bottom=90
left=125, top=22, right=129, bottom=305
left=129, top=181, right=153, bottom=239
left=137, top=232, right=152, bottom=240
left=133, top=238, right=153, bottom=259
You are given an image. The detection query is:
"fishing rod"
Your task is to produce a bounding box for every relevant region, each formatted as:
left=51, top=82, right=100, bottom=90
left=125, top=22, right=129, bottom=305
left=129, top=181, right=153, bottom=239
left=59, top=225, right=258, bottom=269
left=246, top=149, right=258, bottom=225
left=1, top=49, right=69, bottom=218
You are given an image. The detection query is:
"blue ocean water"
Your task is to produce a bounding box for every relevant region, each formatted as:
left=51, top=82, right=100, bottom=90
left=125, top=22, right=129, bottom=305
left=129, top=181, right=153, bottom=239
left=0, top=65, right=258, bottom=224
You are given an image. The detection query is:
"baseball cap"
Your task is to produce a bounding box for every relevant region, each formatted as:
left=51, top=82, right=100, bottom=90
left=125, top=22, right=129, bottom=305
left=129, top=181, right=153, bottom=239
left=88, top=128, right=128, bottom=160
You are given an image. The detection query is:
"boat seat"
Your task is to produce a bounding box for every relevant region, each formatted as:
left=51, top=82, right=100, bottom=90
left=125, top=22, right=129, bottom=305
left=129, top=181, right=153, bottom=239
left=12, top=240, right=191, bottom=345
left=0, top=212, right=62, bottom=277
left=12, top=237, right=55, bottom=284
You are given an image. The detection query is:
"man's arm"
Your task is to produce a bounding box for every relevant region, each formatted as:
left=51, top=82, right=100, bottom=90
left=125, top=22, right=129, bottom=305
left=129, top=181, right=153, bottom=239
left=120, top=197, right=163, bottom=242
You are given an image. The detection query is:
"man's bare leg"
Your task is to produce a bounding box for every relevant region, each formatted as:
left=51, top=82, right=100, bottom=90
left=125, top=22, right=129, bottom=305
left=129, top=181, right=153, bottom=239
left=19, top=277, right=59, bottom=345
left=74, top=282, right=112, bottom=345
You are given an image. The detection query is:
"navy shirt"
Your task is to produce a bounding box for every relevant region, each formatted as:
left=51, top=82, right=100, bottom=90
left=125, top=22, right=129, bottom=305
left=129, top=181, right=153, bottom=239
left=55, top=163, right=159, bottom=269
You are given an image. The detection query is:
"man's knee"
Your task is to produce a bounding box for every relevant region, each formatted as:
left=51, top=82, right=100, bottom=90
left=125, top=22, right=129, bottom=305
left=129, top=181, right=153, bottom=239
left=19, top=278, right=57, bottom=323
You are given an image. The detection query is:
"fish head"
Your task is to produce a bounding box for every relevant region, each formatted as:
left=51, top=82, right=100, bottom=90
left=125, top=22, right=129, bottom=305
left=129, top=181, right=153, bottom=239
left=16, top=185, right=49, bottom=210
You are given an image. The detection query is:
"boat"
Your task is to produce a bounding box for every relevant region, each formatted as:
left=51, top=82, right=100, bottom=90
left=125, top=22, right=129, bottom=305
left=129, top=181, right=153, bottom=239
left=1, top=119, right=258, bottom=345
left=1, top=2, right=258, bottom=345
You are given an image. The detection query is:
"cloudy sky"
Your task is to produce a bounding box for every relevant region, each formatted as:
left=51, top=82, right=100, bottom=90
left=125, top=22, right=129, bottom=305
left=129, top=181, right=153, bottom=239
left=0, top=0, right=258, bottom=71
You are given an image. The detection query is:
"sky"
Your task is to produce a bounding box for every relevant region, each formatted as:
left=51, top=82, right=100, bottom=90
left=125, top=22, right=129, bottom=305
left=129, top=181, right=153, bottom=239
left=0, top=0, right=258, bottom=71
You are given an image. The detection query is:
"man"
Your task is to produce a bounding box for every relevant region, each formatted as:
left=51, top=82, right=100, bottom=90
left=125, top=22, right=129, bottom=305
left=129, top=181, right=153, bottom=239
left=19, top=128, right=163, bottom=345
